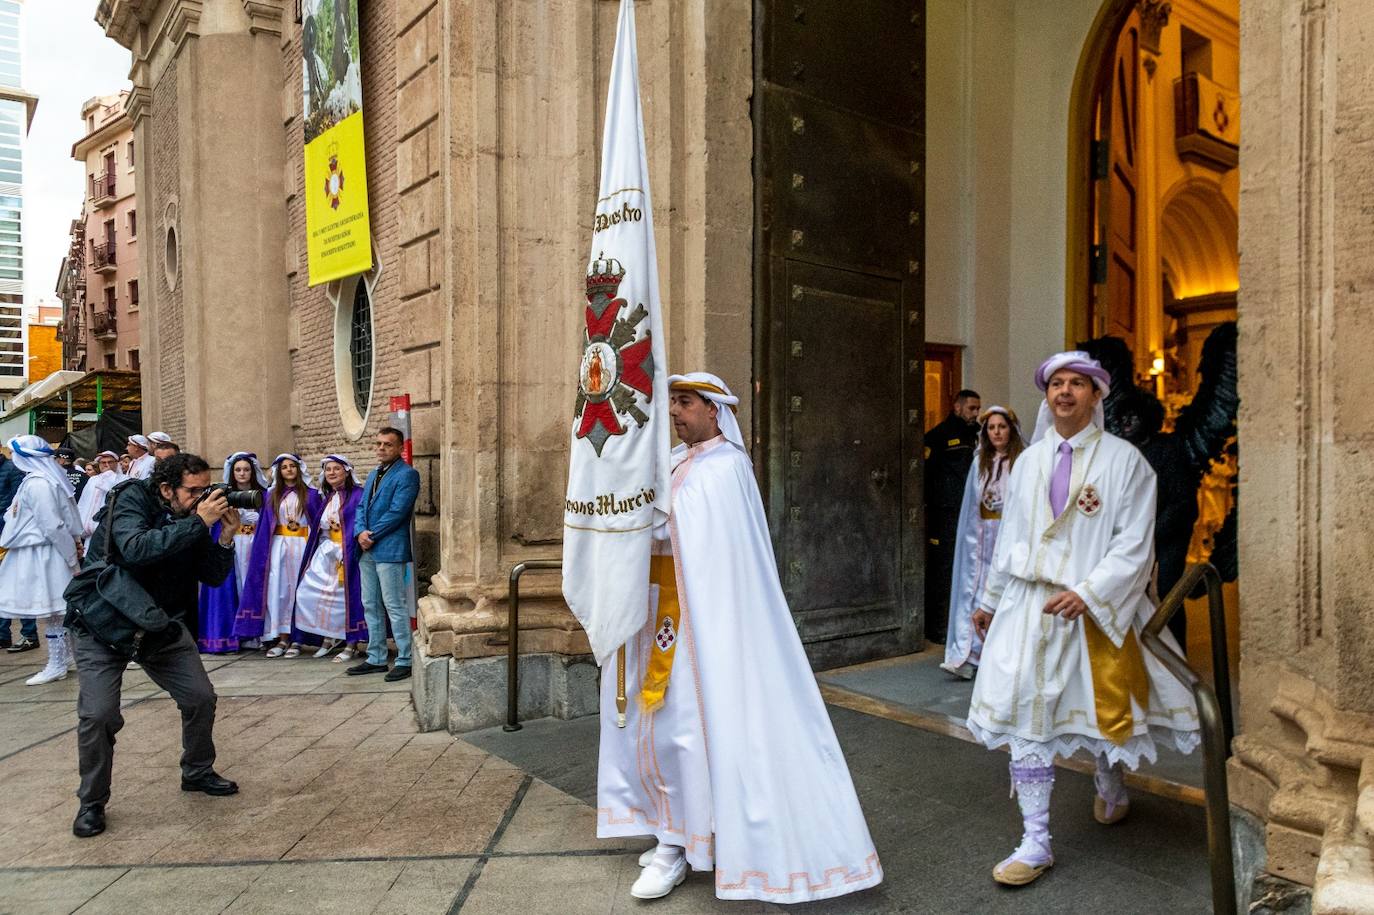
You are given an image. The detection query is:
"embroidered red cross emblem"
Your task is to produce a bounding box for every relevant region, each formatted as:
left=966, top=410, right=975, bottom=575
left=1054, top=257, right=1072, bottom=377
left=1077, top=485, right=1102, bottom=517
left=655, top=617, right=676, bottom=652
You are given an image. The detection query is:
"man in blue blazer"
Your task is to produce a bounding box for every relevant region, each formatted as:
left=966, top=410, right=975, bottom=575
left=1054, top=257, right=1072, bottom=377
left=346, top=427, right=421, bottom=681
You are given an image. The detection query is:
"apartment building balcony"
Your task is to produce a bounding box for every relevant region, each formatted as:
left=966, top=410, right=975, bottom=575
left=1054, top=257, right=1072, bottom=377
left=92, top=241, right=117, bottom=274
left=92, top=310, right=117, bottom=340
left=90, top=173, right=117, bottom=209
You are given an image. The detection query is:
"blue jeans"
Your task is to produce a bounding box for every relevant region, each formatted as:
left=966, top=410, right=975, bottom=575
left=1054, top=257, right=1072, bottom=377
left=1, top=617, right=37, bottom=645
left=359, top=553, right=411, bottom=668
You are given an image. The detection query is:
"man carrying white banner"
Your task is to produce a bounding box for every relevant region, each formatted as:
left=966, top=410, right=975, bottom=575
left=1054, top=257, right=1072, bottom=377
left=564, top=1, right=882, bottom=904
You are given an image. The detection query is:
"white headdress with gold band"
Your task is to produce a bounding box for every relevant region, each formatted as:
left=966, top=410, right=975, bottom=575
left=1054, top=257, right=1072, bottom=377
left=668, top=372, right=745, bottom=453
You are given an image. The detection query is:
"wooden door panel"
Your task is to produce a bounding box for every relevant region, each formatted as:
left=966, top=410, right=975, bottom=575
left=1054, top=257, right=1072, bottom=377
left=783, top=261, right=903, bottom=618
left=1091, top=11, right=1140, bottom=352
left=756, top=0, right=925, bottom=668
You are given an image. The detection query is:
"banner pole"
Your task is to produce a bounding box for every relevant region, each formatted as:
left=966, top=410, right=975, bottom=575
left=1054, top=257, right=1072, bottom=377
left=616, top=645, right=628, bottom=728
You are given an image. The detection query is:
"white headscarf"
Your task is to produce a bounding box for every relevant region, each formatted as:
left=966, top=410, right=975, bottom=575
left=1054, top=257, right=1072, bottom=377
left=977, top=405, right=1024, bottom=444
left=223, top=451, right=270, bottom=489
left=128, top=434, right=152, bottom=451
left=270, top=452, right=313, bottom=487
left=8, top=435, right=75, bottom=498
left=667, top=372, right=746, bottom=453
left=320, top=454, right=364, bottom=490
left=1030, top=351, right=1112, bottom=443
left=149, top=431, right=175, bottom=446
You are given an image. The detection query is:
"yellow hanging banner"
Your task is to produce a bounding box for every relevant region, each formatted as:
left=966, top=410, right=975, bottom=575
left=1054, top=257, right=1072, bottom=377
left=302, top=0, right=372, bottom=285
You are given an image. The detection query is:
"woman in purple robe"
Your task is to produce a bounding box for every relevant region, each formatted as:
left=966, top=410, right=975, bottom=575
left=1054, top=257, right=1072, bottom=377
left=291, top=455, right=368, bottom=661
left=232, top=453, right=322, bottom=657
left=197, top=452, right=269, bottom=653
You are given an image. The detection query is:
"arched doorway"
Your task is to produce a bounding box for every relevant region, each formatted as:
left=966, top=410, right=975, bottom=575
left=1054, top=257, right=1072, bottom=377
left=1068, top=0, right=1242, bottom=664
left=1068, top=0, right=1240, bottom=375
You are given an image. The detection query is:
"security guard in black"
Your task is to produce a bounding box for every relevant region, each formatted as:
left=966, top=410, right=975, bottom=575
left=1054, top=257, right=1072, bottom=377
left=923, top=391, right=979, bottom=643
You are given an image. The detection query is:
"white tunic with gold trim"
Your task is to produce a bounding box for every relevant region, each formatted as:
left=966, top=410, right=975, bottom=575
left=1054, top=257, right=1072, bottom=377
left=966, top=423, right=1200, bottom=768
left=596, top=435, right=882, bottom=904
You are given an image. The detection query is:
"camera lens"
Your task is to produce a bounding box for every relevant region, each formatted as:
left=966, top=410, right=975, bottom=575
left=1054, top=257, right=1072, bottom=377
left=225, top=490, right=263, bottom=510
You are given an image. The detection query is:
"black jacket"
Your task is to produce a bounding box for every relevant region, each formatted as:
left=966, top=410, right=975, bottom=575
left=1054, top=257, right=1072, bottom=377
left=65, top=467, right=88, bottom=502
left=924, top=412, right=978, bottom=514
left=0, top=457, right=21, bottom=536
left=74, top=479, right=234, bottom=626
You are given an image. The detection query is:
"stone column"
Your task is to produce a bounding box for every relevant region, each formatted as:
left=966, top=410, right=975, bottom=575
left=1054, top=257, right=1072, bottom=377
left=99, top=0, right=293, bottom=460
left=1231, top=0, right=1374, bottom=910
left=412, top=0, right=752, bottom=732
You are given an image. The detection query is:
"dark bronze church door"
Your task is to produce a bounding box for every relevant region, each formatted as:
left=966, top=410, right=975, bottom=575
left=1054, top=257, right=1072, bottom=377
left=754, top=0, right=925, bottom=668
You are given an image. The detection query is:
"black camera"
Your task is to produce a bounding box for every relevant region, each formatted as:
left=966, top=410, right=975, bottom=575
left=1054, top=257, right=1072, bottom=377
left=197, top=483, right=263, bottom=510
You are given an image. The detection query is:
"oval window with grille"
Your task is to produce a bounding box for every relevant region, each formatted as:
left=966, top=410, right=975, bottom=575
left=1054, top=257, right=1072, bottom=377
left=333, top=267, right=379, bottom=439
left=349, top=279, right=373, bottom=416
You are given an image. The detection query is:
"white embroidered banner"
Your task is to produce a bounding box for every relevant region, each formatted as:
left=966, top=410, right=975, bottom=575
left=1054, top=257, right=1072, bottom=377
left=562, top=0, right=672, bottom=666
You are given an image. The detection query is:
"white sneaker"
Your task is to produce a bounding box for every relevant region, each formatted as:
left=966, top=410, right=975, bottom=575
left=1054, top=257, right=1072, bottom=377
left=638, top=847, right=657, bottom=867
left=630, top=854, right=687, bottom=900
left=26, top=665, right=68, bottom=686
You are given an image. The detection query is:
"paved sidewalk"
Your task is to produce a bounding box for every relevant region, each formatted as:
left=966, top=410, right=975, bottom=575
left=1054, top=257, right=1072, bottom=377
left=0, top=644, right=1211, bottom=914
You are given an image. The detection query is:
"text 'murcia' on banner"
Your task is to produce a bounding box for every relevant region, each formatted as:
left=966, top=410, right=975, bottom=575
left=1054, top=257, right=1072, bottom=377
left=302, top=0, right=373, bottom=286
left=562, top=0, right=672, bottom=667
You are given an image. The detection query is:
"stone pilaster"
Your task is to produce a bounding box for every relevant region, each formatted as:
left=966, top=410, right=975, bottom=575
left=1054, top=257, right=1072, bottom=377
left=1233, top=0, right=1374, bottom=909
left=99, top=0, right=293, bottom=459
left=413, top=0, right=753, bottom=730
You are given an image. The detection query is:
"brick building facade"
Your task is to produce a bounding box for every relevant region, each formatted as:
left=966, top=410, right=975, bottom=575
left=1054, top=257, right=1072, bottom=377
left=61, top=92, right=141, bottom=374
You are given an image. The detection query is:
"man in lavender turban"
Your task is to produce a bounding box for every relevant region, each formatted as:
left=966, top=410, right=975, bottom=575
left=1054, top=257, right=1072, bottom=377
left=963, top=351, right=1199, bottom=887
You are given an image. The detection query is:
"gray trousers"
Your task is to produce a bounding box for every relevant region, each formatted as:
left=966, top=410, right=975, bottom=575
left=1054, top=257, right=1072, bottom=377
left=73, top=625, right=219, bottom=806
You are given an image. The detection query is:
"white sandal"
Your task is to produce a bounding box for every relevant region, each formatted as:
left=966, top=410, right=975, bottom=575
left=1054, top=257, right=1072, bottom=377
left=283, top=644, right=301, bottom=658
left=265, top=644, right=286, bottom=658
left=313, top=639, right=339, bottom=659
left=333, top=647, right=357, bottom=663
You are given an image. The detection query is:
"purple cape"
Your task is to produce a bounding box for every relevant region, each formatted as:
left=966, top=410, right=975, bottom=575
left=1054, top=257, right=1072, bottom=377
left=197, top=520, right=240, bottom=653
left=290, top=486, right=367, bottom=645
left=232, top=487, right=323, bottom=639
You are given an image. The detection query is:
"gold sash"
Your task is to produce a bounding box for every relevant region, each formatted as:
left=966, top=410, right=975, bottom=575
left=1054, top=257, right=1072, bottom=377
left=640, top=554, right=680, bottom=713
left=1082, top=615, right=1150, bottom=746
left=274, top=524, right=309, bottom=538
left=329, top=528, right=345, bottom=582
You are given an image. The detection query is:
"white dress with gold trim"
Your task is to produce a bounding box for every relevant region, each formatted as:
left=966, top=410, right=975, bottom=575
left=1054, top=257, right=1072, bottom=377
left=967, top=424, right=1200, bottom=768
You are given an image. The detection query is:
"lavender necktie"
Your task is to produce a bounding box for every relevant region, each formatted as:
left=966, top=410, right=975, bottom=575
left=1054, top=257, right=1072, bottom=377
left=1049, top=441, right=1073, bottom=517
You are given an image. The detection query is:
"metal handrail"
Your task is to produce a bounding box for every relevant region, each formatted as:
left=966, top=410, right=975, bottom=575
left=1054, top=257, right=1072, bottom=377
left=504, top=559, right=563, bottom=732
left=1140, top=562, right=1236, bottom=915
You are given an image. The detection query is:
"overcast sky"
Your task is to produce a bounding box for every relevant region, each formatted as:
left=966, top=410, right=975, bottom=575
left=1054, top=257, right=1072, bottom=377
left=23, top=0, right=131, bottom=309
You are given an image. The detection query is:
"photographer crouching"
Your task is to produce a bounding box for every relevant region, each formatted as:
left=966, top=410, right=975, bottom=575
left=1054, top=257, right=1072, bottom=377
left=65, top=452, right=247, bottom=838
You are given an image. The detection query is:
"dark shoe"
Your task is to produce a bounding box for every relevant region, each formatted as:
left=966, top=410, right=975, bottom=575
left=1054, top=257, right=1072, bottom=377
left=384, top=665, right=412, bottom=682
left=346, top=661, right=388, bottom=676
left=6, top=637, right=37, bottom=653
left=73, top=804, right=106, bottom=838
left=181, top=772, right=239, bottom=796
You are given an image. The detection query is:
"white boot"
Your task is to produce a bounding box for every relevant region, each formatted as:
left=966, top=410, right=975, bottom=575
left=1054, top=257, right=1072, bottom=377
left=26, top=620, right=69, bottom=686
left=630, top=845, right=687, bottom=899
left=57, top=624, right=74, bottom=672
left=1093, top=754, right=1130, bottom=824
left=993, top=755, right=1055, bottom=886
